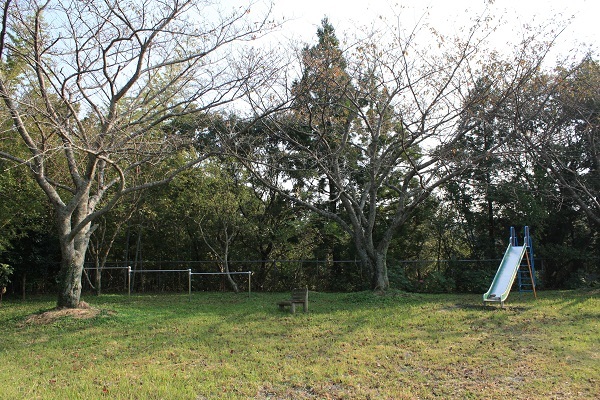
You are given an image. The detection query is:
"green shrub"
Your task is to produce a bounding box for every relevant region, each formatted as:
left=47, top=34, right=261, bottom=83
left=0, top=263, right=13, bottom=288
left=420, top=270, right=456, bottom=293
left=453, top=268, right=495, bottom=293
left=565, top=269, right=599, bottom=289
left=387, top=265, right=415, bottom=292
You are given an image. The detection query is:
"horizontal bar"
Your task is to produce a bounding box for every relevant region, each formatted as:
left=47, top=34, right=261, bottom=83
left=191, top=272, right=251, bottom=275
left=130, top=269, right=190, bottom=273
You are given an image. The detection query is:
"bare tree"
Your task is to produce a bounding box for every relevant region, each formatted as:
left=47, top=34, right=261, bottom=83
left=230, top=16, right=558, bottom=290
left=0, top=0, right=277, bottom=307
left=518, top=57, right=600, bottom=227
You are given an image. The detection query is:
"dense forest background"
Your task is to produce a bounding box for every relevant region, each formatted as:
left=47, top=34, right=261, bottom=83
left=1, top=6, right=598, bottom=298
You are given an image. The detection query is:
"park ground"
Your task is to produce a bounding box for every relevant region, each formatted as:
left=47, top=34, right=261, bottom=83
left=0, top=290, right=598, bottom=399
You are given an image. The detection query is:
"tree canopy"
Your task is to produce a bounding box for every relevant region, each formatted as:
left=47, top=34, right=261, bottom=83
left=1, top=8, right=598, bottom=302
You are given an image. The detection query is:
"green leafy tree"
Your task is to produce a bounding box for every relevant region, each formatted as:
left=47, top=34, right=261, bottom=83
left=237, top=179, right=319, bottom=290
left=178, top=161, right=250, bottom=292
left=0, top=262, right=13, bottom=303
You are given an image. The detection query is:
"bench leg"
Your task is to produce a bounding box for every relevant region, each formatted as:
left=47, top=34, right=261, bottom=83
left=303, top=302, right=308, bottom=312
left=290, top=303, right=296, bottom=314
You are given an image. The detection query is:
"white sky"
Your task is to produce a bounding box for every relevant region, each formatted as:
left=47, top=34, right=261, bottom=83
left=267, top=0, right=597, bottom=58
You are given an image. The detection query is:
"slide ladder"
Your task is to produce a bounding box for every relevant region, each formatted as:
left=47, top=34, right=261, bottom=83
left=483, top=226, right=537, bottom=307
left=517, top=226, right=537, bottom=295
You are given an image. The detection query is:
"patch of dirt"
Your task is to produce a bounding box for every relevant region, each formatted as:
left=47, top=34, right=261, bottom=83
left=21, top=301, right=112, bottom=326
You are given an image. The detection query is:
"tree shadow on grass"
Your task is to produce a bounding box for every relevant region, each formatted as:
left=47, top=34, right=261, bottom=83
left=452, top=303, right=530, bottom=312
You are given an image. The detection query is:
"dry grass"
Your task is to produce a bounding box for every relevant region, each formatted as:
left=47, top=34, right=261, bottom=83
left=19, top=302, right=104, bottom=326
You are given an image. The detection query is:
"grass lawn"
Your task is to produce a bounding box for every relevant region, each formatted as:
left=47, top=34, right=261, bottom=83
left=1, top=290, right=598, bottom=399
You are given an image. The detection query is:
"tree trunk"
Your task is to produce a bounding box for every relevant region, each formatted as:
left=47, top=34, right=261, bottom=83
left=57, top=255, right=83, bottom=308
left=22, top=273, right=26, bottom=300
left=371, top=251, right=389, bottom=291
left=354, top=233, right=390, bottom=291
left=224, top=263, right=239, bottom=293
left=223, top=238, right=239, bottom=293
left=95, top=261, right=102, bottom=296
left=56, top=215, right=92, bottom=308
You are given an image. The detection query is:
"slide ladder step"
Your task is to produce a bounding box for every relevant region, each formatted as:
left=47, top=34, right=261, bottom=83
left=517, top=262, right=535, bottom=294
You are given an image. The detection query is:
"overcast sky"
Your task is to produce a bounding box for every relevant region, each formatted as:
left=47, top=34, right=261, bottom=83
left=267, top=0, right=597, bottom=58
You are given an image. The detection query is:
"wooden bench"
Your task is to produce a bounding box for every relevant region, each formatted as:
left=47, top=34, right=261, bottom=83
left=278, top=288, right=308, bottom=314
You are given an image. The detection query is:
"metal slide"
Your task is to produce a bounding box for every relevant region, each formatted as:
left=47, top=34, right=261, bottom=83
left=483, top=244, right=527, bottom=306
